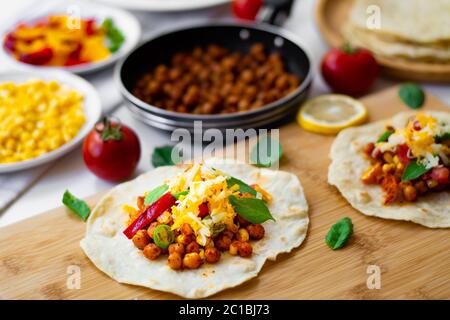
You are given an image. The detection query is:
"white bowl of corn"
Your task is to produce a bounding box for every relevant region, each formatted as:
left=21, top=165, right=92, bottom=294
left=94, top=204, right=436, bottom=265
left=0, top=69, right=101, bottom=173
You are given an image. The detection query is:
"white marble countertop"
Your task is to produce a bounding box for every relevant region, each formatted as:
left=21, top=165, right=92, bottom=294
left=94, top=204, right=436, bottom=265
left=1, top=0, right=449, bottom=227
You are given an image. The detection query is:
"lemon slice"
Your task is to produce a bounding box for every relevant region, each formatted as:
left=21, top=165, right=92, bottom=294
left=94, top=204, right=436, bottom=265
left=297, top=94, right=368, bottom=134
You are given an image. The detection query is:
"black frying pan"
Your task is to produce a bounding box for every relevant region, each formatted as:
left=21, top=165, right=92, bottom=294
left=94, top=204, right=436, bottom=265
left=116, top=0, right=313, bottom=130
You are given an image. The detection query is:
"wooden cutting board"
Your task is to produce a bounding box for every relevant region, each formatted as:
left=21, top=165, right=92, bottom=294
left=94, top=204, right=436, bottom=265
left=316, top=0, right=450, bottom=82
left=0, top=86, right=449, bottom=300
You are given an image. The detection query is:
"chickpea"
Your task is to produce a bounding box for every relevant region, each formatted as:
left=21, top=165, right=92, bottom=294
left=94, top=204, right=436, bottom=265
left=186, top=241, right=200, bottom=254
left=222, top=230, right=235, bottom=240
left=168, top=252, right=183, bottom=270
left=226, top=223, right=239, bottom=234
left=168, top=243, right=185, bottom=256
left=427, top=179, right=438, bottom=188
left=147, top=221, right=159, bottom=239
left=180, top=223, right=194, bottom=236
left=176, top=234, right=193, bottom=246
left=236, top=228, right=250, bottom=242
left=383, top=152, right=394, bottom=164
left=229, top=241, right=240, bottom=256
left=143, top=243, right=162, bottom=260
left=414, top=181, right=428, bottom=194
left=363, top=143, right=375, bottom=157
left=214, top=234, right=232, bottom=251
left=238, top=242, right=253, bottom=258
left=236, top=215, right=250, bottom=227
left=382, top=164, right=395, bottom=174
left=403, top=185, right=417, bottom=202
left=204, top=247, right=221, bottom=264
left=132, top=230, right=150, bottom=250
left=246, top=224, right=265, bottom=240
left=183, top=253, right=202, bottom=269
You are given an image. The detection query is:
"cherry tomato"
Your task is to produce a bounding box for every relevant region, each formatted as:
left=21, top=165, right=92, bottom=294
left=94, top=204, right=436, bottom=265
left=83, top=118, right=141, bottom=182
left=321, top=44, right=379, bottom=96
left=232, top=0, right=263, bottom=21
left=19, top=47, right=53, bottom=65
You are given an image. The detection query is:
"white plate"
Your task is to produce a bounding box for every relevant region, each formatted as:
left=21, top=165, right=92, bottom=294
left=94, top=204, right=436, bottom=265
left=0, top=70, right=102, bottom=173
left=95, top=0, right=230, bottom=12
left=0, top=0, right=141, bottom=75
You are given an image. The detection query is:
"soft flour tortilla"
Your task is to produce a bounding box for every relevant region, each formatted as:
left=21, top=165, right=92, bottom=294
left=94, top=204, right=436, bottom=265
left=80, top=158, right=309, bottom=298
left=328, top=111, right=450, bottom=228
left=350, top=0, right=450, bottom=44
left=344, top=24, right=450, bottom=62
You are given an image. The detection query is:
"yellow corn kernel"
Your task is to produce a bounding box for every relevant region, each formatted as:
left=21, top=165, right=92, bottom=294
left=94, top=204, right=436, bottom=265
left=383, top=152, right=394, bottom=164
left=393, top=155, right=400, bottom=164
left=382, top=164, right=394, bottom=174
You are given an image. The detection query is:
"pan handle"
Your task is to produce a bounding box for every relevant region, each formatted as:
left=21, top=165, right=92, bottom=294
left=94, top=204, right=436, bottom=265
left=257, top=0, right=295, bottom=26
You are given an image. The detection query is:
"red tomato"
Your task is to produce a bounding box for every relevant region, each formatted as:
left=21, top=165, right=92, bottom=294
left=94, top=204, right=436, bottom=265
left=83, top=118, right=141, bottom=182
left=232, top=0, right=263, bottom=21
left=321, top=45, right=379, bottom=96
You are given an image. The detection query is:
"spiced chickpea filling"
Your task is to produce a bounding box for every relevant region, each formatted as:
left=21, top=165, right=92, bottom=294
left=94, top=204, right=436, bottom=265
left=122, top=164, right=274, bottom=270
left=132, top=43, right=301, bottom=114
left=361, top=113, right=450, bottom=204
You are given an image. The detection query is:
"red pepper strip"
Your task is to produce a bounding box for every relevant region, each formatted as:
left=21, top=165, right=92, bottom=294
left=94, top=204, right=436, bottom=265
left=19, top=47, right=53, bottom=65
left=123, top=192, right=175, bottom=239
left=198, top=203, right=209, bottom=218
left=396, top=143, right=410, bottom=165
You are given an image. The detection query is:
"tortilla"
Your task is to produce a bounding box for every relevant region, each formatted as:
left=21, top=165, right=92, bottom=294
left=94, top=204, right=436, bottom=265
left=344, top=24, right=450, bottom=62
left=328, top=111, right=450, bottom=228
left=80, top=158, right=309, bottom=298
left=350, top=0, right=450, bottom=44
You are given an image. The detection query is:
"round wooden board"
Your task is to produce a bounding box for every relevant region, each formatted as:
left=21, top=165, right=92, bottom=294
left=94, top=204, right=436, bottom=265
left=316, top=0, right=450, bottom=83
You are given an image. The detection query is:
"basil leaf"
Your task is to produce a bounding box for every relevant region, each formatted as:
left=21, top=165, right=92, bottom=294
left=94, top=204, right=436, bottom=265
left=377, top=130, right=393, bottom=143
left=102, top=18, right=125, bottom=53
left=226, top=176, right=256, bottom=196
left=398, top=83, right=425, bottom=109
left=436, top=132, right=450, bottom=143
left=62, top=190, right=90, bottom=221
left=250, top=135, right=283, bottom=168
left=228, top=195, right=274, bottom=224
left=151, top=145, right=176, bottom=167
left=325, top=217, right=353, bottom=250
left=173, top=190, right=189, bottom=200
left=402, top=161, right=429, bottom=181
left=144, top=184, right=168, bottom=206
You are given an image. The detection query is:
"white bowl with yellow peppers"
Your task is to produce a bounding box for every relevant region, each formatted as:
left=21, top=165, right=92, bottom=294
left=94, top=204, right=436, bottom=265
left=0, top=70, right=101, bottom=173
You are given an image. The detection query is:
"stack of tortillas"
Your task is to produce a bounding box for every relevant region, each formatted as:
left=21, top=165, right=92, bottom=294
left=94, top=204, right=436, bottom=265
left=344, top=0, right=450, bottom=63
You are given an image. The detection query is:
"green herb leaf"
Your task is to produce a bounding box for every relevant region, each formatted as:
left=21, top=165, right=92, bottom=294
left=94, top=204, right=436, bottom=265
left=325, top=217, right=353, bottom=250
left=398, top=83, right=425, bottom=109
left=377, top=130, right=393, bottom=143
left=102, top=18, right=125, bottom=53
left=402, top=161, right=429, bottom=181
left=226, top=176, right=256, bottom=196
left=144, top=184, right=169, bottom=206
left=62, top=190, right=90, bottom=221
left=436, top=132, right=450, bottom=143
left=151, top=145, right=176, bottom=167
left=228, top=195, right=274, bottom=224
left=250, top=135, right=283, bottom=167
left=173, top=190, right=189, bottom=199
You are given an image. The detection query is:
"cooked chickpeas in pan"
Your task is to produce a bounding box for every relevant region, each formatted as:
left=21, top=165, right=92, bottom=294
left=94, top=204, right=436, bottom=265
left=133, top=43, right=301, bottom=115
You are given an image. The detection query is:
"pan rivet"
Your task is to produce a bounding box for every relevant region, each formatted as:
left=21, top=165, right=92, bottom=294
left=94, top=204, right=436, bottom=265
left=274, top=37, right=284, bottom=47
left=239, top=29, right=250, bottom=39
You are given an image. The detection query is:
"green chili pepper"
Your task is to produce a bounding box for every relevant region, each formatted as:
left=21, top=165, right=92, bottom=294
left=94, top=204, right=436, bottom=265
left=153, top=224, right=174, bottom=249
